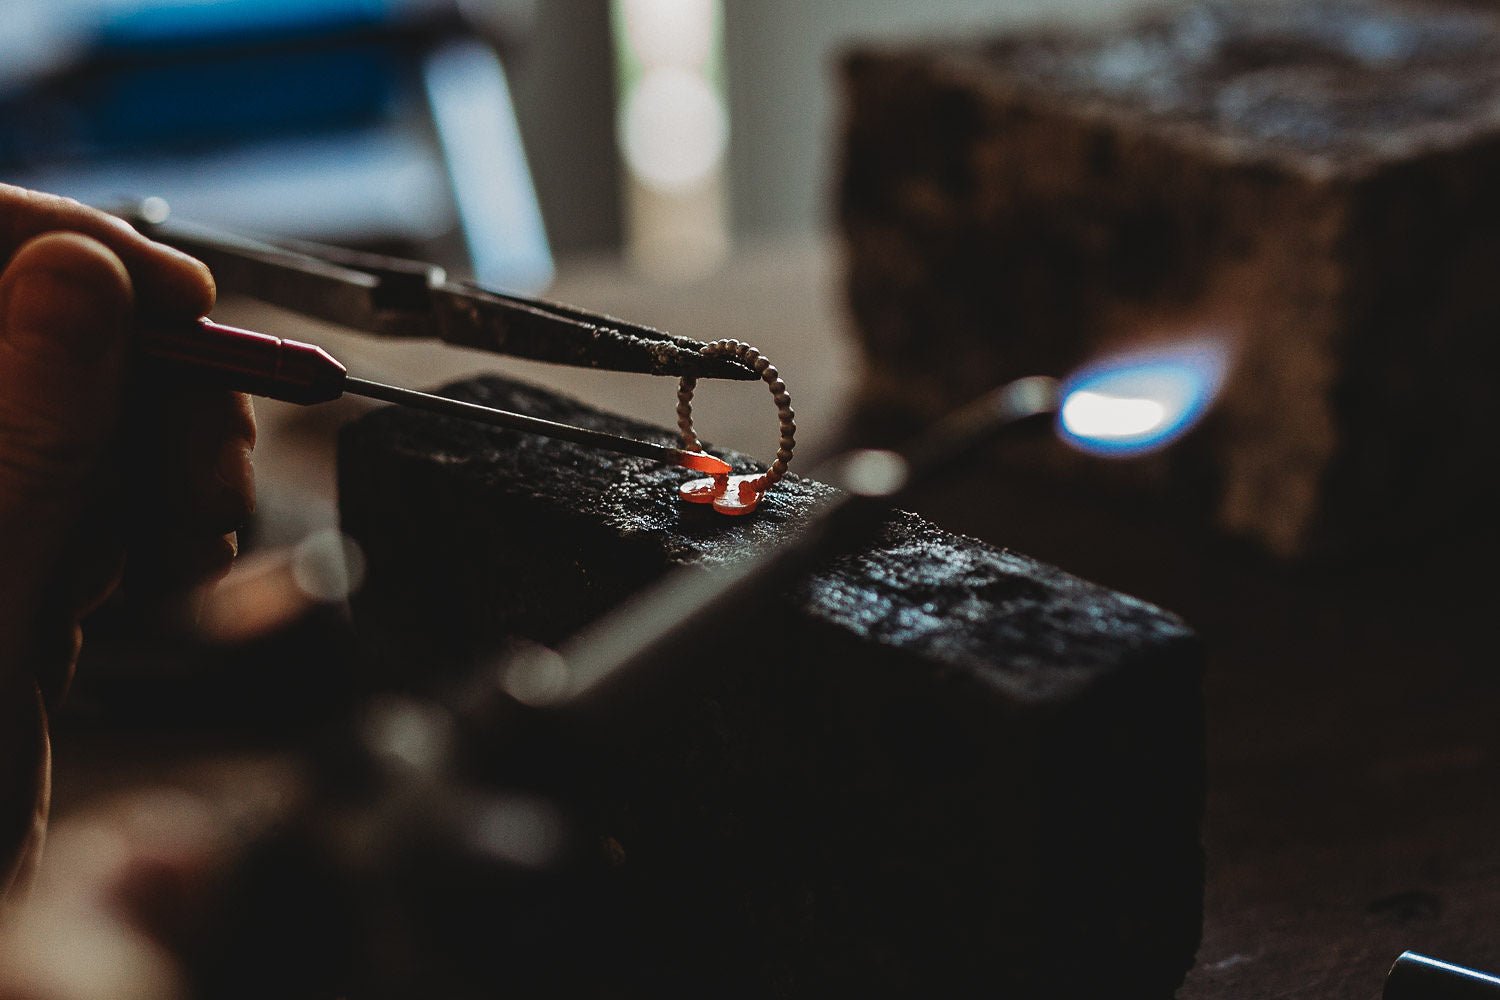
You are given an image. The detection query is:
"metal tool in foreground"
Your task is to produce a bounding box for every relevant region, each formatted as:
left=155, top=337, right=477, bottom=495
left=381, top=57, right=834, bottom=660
left=148, top=318, right=731, bottom=475
left=120, top=200, right=750, bottom=474
left=1387, top=952, right=1500, bottom=999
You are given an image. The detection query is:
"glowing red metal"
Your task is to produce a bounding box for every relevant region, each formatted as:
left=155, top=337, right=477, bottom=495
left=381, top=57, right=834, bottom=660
left=679, top=451, right=733, bottom=475
left=678, top=473, right=764, bottom=516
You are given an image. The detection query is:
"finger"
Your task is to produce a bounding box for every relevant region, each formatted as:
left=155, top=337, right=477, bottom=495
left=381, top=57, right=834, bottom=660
left=0, top=232, right=132, bottom=493
left=0, top=183, right=213, bottom=319
left=124, top=533, right=239, bottom=609
left=119, top=378, right=254, bottom=600
left=129, top=379, right=256, bottom=535
left=0, top=233, right=133, bottom=674
left=26, top=452, right=128, bottom=712
left=27, top=615, right=82, bottom=717
left=0, top=676, right=46, bottom=904
left=165, top=532, right=241, bottom=593
left=32, top=519, right=124, bottom=713
left=69, top=528, right=128, bottom=620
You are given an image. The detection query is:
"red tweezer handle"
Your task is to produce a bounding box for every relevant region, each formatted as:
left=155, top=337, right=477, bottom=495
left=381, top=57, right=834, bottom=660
left=142, top=318, right=349, bottom=405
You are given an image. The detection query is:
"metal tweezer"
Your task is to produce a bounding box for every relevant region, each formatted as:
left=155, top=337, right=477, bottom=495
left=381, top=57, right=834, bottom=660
left=112, top=200, right=750, bottom=473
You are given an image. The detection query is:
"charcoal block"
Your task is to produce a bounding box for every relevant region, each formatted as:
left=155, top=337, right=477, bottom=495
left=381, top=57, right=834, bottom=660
left=337, top=375, right=1203, bottom=998
left=838, top=0, right=1500, bottom=557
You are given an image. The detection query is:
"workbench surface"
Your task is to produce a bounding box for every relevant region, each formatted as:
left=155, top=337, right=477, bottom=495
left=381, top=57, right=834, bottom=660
left=54, top=239, right=1500, bottom=998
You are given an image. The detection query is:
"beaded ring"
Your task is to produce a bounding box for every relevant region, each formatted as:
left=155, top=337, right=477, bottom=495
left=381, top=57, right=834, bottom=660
left=676, top=339, right=795, bottom=516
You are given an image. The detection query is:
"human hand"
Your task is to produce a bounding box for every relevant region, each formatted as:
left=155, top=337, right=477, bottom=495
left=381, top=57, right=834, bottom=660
left=0, top=184, right=256, bottom=894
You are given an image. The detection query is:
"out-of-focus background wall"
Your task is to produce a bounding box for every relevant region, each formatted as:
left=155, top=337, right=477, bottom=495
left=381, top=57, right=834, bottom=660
left=512, top=0, right=1148, bottom=255
left=728, top=0, right=1142, bottom=240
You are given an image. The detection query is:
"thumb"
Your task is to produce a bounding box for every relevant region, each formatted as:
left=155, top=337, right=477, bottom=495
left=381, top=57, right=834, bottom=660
left=0, top=233, right=132, bottom=652
left=0, top=232, right=133, bottom=493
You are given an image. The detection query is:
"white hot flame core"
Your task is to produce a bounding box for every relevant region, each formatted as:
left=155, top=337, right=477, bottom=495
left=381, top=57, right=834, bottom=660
left=1060, top=391, right=1169, bottom=440
left=1055, top=336, right=1230, bottom=457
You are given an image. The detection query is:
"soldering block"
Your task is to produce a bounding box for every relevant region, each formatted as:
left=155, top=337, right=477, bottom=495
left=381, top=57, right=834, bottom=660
left=838, top=0, right=1500, bottom=557
left=337, top=375, right=1203, bottom=998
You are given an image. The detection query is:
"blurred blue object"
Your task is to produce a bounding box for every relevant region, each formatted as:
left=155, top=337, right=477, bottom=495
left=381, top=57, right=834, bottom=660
left=0, top=0, right=552, bottom=292
left=97, top=0, right=396, bottom=49
left=425, top=41, right=552, bottom=295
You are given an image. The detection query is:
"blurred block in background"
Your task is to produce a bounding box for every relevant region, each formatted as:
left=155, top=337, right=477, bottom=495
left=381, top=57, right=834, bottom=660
left=839, top=0, right=1500, bottom=558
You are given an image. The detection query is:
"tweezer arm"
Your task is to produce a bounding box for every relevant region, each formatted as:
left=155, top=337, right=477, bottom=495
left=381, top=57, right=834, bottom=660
left=126, top=213, right=436, bottom=338
left=431, top=281, right=756, bottom=379
left=120, top=206, right=757, bottom=381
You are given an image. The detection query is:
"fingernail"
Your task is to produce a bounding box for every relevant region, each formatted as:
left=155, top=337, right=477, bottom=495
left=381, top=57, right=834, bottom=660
left=217, top=442, right=254, bottom=499
left=205, top=442, right=255, bottom=530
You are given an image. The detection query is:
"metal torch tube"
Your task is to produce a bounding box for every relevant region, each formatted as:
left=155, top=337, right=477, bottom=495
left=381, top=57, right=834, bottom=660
left=1387, top=953, right=1500, bottom=999
left=344, top=377, right=707, bottom=469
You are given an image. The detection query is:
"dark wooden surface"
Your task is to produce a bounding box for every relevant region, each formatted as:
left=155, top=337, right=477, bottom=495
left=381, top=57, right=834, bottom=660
left=891, top=459, right=1500, bottom=1000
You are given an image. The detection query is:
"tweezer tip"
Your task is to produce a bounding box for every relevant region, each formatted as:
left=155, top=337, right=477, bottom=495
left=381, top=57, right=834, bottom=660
left=591, top=319, right=758, bottom=380
left=631, top=336, right=757, bottom=380
left=681, top=352, right=759, bottom=381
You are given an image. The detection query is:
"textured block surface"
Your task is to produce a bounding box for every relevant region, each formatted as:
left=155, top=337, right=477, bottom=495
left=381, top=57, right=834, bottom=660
left=839, top=0, right=1500, bottom=556
left=338, top=375, right=1203, bottom=997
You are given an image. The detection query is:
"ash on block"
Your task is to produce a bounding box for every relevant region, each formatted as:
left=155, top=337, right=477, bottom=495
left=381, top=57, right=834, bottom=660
left=338, top=375, right=1203, bottom=998
left=839, top=0, right=1500, bottom=557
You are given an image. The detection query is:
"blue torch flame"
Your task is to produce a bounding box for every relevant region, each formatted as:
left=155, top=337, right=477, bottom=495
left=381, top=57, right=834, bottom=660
left=1057, top=337, right=1229, bottom=457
